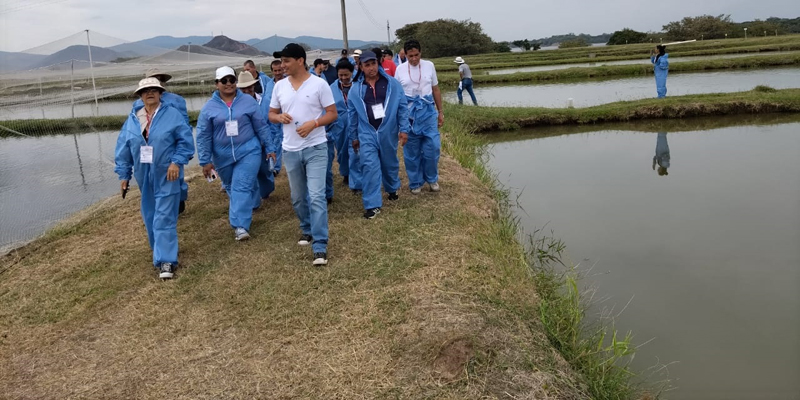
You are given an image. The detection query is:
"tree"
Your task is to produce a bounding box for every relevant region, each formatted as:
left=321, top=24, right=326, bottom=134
left=607, top=28, right=648, bottom=45
left=559, top=38, right=589, bottom=49
left=512, top=39, right=532, bottom=51
left=663, top=14, right=734, bottom=40
left=395, top=19, right=495, bottom=58
left=494, top=41, right=511, bottom=53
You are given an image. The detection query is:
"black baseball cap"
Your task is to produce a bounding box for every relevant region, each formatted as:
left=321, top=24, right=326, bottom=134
left=273, top=43, right=306, bottom=61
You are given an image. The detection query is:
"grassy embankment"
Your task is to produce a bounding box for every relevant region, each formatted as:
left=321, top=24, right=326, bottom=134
left=431, top=34, right=800, bottom=72
left=0, top=103, right=650, bottom=397
left=5, top=87, right=799, bottom=138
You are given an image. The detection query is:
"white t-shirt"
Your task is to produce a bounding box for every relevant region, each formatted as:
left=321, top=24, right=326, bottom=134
left=270, top=75, right=335, bottom=152
left=394, top=59, right=439, bottom=97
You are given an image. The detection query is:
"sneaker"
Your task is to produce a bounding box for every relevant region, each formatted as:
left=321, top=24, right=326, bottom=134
left=327, top=198, right=333, bottom=205
left=388, top=192, right=399, bottom=201
left=410, top=187, right=422, bottom=195
left=159, top=263, right=174, bottom=280
left=342, top=176, right=349, bottom=185
left=313, top=252, right=328, bottom=266
left=352, top=189, right=362, bottom=195
left=179, top=201, right=186, bottom=214
left=363, top=208, right=381, bottom=219
left=235, top=228, right=250, bottom=241
left=430, top=182, right=441, bottom=192
left=298, top=234, right=312, bottom=246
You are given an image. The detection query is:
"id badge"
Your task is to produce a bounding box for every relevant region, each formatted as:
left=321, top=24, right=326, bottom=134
left=371, top=103, right=386, bottom=120
left=225, top=120, right=239, bottom=137
left=140, top=146, right=154, bottom=164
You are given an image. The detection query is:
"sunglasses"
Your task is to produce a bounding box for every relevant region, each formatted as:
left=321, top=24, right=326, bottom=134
left=140, top=87, right=161, bottom=94
left=216, top=76, right=237, bottom=85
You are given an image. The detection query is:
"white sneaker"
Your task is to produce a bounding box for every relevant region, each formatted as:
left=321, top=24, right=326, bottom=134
left=235, top=228, right=250, bottom=241
left=430, top=182, right=440, bottom=192
left=410, top=187, right=422, bottom=195
left=313, top=252, right=328, bottom=266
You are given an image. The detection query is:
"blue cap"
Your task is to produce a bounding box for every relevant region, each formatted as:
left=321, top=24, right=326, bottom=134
left=360, top=51, right=377, bottom=63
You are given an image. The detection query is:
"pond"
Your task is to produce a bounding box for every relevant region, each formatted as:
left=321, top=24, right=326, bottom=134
left=444, top=68, right=800, bottom=108
left=486, top=115, right=800, bottom=399
left=0, top=96, right=209, bottom=121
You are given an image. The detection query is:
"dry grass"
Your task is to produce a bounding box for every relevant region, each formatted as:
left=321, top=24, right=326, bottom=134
left=0, top=152, right=588, bottom=398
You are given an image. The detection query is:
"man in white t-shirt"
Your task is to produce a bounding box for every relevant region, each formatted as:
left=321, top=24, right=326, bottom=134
left=394, top=39, right=444, bottom=194
left=269, top=43, right=338, bottom=266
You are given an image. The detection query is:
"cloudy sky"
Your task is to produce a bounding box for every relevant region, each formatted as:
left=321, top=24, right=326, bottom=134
left=0, top=0, right=797, bottom=52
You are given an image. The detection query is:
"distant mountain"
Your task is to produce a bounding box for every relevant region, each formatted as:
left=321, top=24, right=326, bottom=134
left=202, top=35, right=266, bottom=56
left=247, top=35, right=382, bottom=53
left=134, top=35, right=214, bottom=50
left=30, top=45, right=121, bottom=69
left=109, top=42, right=172, bottom=57
left=0, top=51, right=47, bottom=71
left=535, top=33, right=612, bottom=46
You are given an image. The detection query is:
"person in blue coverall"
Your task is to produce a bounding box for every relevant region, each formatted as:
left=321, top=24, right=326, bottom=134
left=243, top=59, right=270, bottom=97
left=236, top=71, right=280, bottom=206
left=653, top=132, right=670, bottom=176
left=328, top=60, right=362, bottom=194
left=132, top=69, right=191, bottom=214
left=266, top=60, right=286, bottom=174
left=196, top=66, right=275, bottom=242
left=347, top=51, right=410, bottom=219
left=651, top=45, right=669, bottom=98
left=115, top=78, right=195, bottom=280
left=394, top=40, right=444, bottom=194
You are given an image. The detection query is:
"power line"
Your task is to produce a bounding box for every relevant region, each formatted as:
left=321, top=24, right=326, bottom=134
left=0, top=0, right=67, bottom=15
left=355, top=0, right=382, bottom=30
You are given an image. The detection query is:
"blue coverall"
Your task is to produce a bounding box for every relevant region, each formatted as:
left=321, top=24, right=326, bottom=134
left=114, top=103, right=195, bottom=267
left=651, top=53, right=669, bottom=98
left=329, top=79, right=363, bottom=191
left=196, top=90, right=275, bottom=232
left=347, top=69, right=411, bottom=210
left=404, top=94, right=440, bottom=190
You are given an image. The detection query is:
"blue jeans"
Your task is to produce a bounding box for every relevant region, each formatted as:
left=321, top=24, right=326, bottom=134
left=217, top=151, right=261, bottom=231
left=283, top=142, right=329, bottom=254
left=325, top=139, right=335, bottom=200
left=457, top=78, right=478, bottom=105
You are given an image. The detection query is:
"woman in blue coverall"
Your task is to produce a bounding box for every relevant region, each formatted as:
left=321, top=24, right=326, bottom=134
left=115, top=78, right=195, bottom=280
left=196, top=66, right=275, bottom=242
left=651, top=45, right=669, bottom=98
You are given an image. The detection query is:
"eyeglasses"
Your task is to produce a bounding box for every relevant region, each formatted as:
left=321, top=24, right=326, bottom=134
left=139, top=87, right=161, bottom=94
left=216, top=76, right=237, bottom=85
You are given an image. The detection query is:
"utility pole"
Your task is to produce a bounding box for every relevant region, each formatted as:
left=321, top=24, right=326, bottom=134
left=187, top=42, right=191, bottom=87
left=387, top=20, right=391, bottom=47
left=85, top=29, right=99, bottom=116
left=340, top=0, right=349, bottom=51
left=70, top=59, right=75, bottom=118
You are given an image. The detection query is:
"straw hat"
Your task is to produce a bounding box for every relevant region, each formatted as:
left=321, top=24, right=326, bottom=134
left=145, top=68, right=172, bottom=82
left=237, top=71, right=258, bottom=88
left=134, top=77, right=164, bottom=95
left=454, top=57, right=465, bottom=64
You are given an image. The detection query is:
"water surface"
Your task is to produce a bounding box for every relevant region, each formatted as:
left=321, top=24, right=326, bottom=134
left=487, top=120, right=800, bottom=399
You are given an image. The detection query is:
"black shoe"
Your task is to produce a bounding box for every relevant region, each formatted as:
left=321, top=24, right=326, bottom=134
left=327, top=198, right=333, bottom=205
left=159, top=263, right=175, bottom=280
left=388, top=192, right=399, bottom=201
left=298, top=234, right=312, bottom=246
left=273, top=171, right=279, bottom=177
left=342, top=176, right=349, bottom=185
left=352, top=189, right=362, bottom=195
left=363, top=208, right=381, bottom=219
left=179, top=201, right=186, bottom=214
left=313, top=252, right=328, bottom=266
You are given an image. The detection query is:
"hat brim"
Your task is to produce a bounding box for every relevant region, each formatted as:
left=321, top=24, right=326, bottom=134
left=454, top=60, right=464, bottom=64
left=237, top=80, right=257, bottom=88
left=272, top=51, right=282, bottom=59
left=150, top=73, right=172, bottom=82
left=134, top=83, right=164, bottom=95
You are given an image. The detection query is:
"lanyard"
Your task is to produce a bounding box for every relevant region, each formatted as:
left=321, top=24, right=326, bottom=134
left=407, top=62, right=422, bottom=85
left=340, top=82, right=350, bottom=103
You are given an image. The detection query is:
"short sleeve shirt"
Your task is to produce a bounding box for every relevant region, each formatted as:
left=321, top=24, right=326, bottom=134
left=270, top=75, right=335, bottom=152
left=394, top=59, right=438, bottom=97
left=458, top=63, right=472, bottom=79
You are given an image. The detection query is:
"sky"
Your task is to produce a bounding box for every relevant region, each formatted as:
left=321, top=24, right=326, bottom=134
left=0, top=0, right=798, bottom=52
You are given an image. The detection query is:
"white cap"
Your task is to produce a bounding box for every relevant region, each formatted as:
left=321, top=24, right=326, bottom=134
left=215, top=66, right=235, bottom=80
left=353, top=49, right=362, bottom=56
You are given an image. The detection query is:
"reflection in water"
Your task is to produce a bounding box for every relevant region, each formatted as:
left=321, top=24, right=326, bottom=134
left=653, top=132, right=670, bottom=176
left=72, top=133, right=88, bottom=190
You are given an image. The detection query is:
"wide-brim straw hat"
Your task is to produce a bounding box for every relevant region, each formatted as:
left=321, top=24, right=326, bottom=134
left=237, top=71, right=258, bottom=88
left=134, top=77, right=164, bottom=95
left=145, top=68, right=172, bottom=82
left=454, top=57, right=465, bottom=64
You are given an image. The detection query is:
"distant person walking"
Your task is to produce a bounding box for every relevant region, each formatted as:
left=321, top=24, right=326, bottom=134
left=268, top=60, right=286, bottom=175
left=243, top=59, right=269, bottom=95
left=196, top=66, right=276, bottom=242
left=269, top=43, right=338, bottom=266
left=335, top=48, right=355, bottom=66
left=454, top=57, right=478, bottom=105
left=394, top=39, right=444, bottom=194
left=132, top=68, right=191, bottom=214
left=393, top=48, right=406, bottom=66
left=381, top=49, right=396, bottom=77
left=653, top=132, right=670, bottom=176
left=115, top=78, right=195, bottom=280
left=237, top=71, right=278, bottom=204
left=650, top=45, right=669, bottom=98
